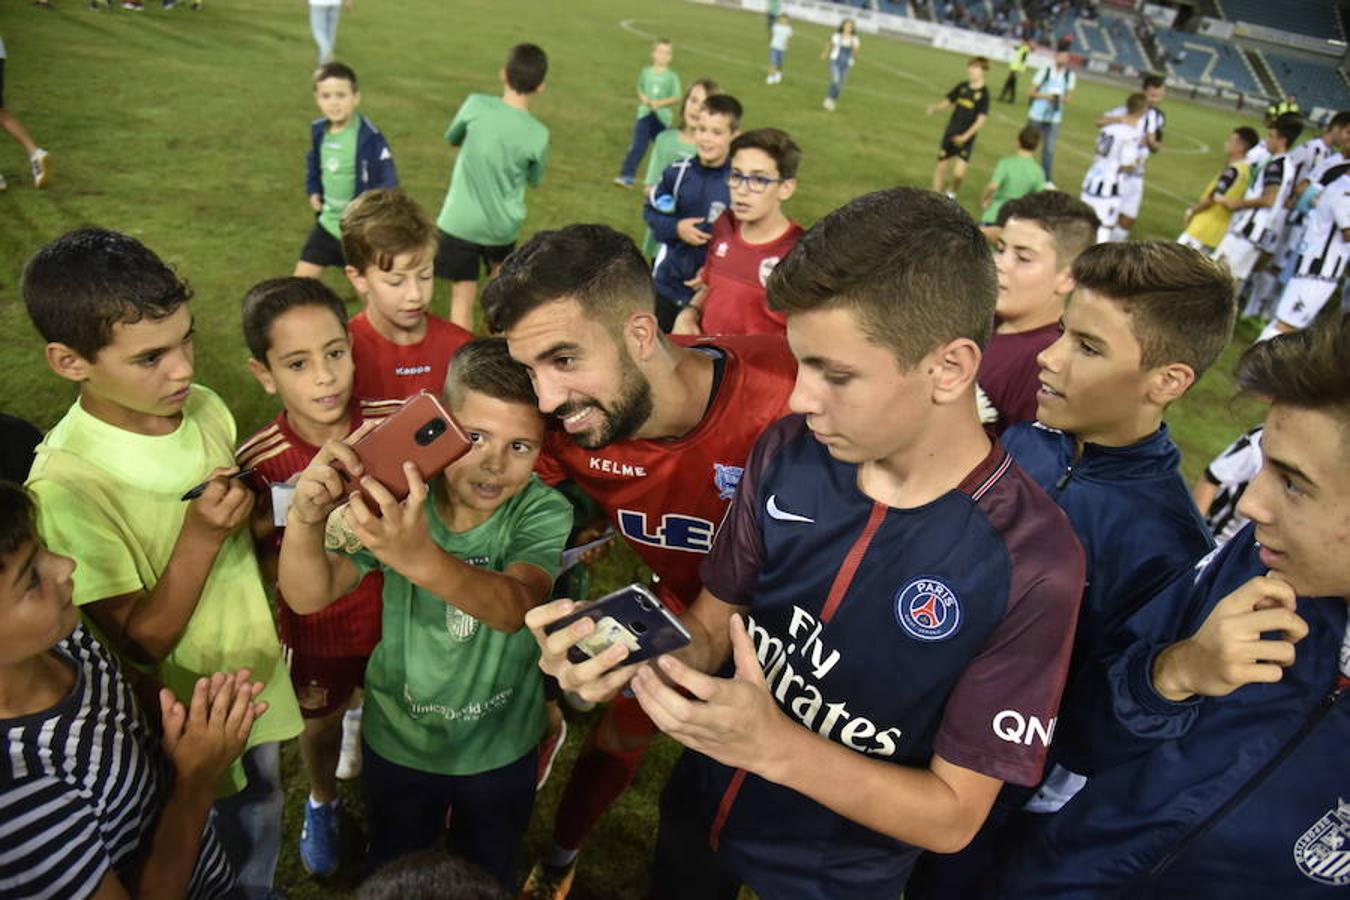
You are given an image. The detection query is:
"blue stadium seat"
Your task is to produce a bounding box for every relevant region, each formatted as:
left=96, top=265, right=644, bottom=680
left=877, top=0, right=910, bottom=16
left=1219, top=0, right=1344, bottom=41
left=1155, top=29, right=1263, bottom=95
left=1263, top=51, right=1350, bottom=112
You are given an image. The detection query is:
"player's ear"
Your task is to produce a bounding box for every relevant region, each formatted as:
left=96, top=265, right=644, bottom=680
left=247, top=357, right=279, bottom=396
left=45, top=343, right=90, bottom=383
left=1146, top=361, right=1196, bottom=408
left=1053, top=265, right=1076, bottom=298
left=623, top=310, right=662, bottom=363
left=777, top=178, right=798, bottom=203
left=343, top=265, right=368, bottom=296
left=929, top=337, right=982, bottom=404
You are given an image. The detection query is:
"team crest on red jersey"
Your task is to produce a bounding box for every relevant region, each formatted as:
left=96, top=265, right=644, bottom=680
left=895, top=577, right=962, bottom=641
left=714, top=463, right=744, bottom=500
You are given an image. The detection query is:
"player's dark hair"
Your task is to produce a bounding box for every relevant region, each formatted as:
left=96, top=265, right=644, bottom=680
left=314, top=61, right=358, bottom=90
left=1236, top=313, right=1350, bottom=434
left=1271, top=113, right=1305, bottom=148
left=998, top=191, right=1100, bottom=268
left=1329, top=110, right=1350, bottom=130
left=1071, top=241, right=1235, bottom=375
left=22, top=227, right=193, bottom=361
left=445, top=338, right=538, bottom=409
left=357, top=850, right=510, bottom=900
left=968, top=56, right=991, bottom=71
left=1234, top=126, right=1260, bottom=152
left=0, top=482, right=39, bottom=576
left=680, top=78, right=721, bottom=128
left=1125, top=92, right=1148, bottom=115
left=837, top=18, right=856, bottom=33
left=654, top=37, right=673, bottom=47
left=483, top=224, right=654, bottom=333
left=241, top=277, right=348, bottom=363
left=341, top=188, right=438, bottom=274
left=1142, top=72, right=1166, bottom=90
left=703, top=94, right=743, bottom=130
left=731, top=128, right=802, bottom=181
left=505, top=43, right=548, bottom=94
left=1017, top=124, right=1042, bottom=151
left=768, top=187, right=995, bottom=366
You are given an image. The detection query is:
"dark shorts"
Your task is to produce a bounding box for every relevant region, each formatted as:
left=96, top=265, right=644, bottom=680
left=286, top=649, right=366, bottom=719
left=435, top=229, right=515, bottom=282
left=938, top=135, right=976, bottom=162
left=0, top=58, right=7, bottom=109
left=298, top=222, right=346, bottom=268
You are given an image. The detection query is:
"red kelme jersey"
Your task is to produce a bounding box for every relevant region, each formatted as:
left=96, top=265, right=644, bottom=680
left=699, top=216, right=804, bottom=338
left=349, top=310, right=473, bottom=401
left=536, top=335, right=797, bottom=611
left=236, top=398, right=402, bottom=657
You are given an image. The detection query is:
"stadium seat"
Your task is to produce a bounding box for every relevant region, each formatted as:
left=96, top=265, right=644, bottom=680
left=1155, top=29, right=1263, bottom=95
left=1218, top=0, right=1344, bottom=42
left=1262, top=51, right=1350, bottom=112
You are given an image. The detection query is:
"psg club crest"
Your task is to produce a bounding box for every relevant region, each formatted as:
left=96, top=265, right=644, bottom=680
left=1293, top=799, right=1350, bottom=886
left=895, top=577, right=962, bottom=642
left=713, top=463, right=744, bottom=500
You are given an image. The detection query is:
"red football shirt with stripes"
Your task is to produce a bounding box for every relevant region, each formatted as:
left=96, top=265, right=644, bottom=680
left=534, top=334, right=798, bottom=613
left=699, top=215, right=805, bottom=337
left=237, top=398, right=402, bottom=657
left=349, top=310, right=473, bottom=401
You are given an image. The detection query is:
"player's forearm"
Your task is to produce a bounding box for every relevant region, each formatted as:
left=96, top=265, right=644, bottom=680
left=400, top=550, right=536, bottom=632
left=277, top=516, right=346, bottom=614
left=132, top=778, right=215, bottom=900
left=674, top=589, right=742, bottom=674
left=121, top=528, right=228, bottom=662
left=765, top=727, right=989, bottom=853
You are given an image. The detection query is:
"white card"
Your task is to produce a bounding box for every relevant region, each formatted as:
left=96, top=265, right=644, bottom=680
left=271, top=482, right=296, bottom=528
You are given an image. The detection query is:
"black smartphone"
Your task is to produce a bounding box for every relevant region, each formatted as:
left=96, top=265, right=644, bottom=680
left=545, top=583, right=692, bottom=666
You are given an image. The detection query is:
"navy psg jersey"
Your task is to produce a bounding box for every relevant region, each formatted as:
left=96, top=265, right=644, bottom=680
left=692, top=415, right=1085, bottom=897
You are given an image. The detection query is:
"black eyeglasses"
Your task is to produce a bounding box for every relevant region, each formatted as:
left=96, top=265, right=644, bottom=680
left=727, top=171, right=783, bottom=193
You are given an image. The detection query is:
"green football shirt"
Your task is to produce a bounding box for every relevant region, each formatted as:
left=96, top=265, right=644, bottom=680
left=436, top=94, right=549, bottom=247
left=636, top=65, right=682, bottom=126
left=318, top=114, right=360, bottom=239
left=983, top=154, right=1047, bottom=224
left=642, top=127, right=697, bottom=256
left=347, top=476, right=571, bottom=776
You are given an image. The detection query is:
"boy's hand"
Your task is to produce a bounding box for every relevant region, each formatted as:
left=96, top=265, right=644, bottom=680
left=290, top=422, right=377, bottom=526
left=344, top=462, right=436, bottom=573
left=672, top=307, right=703, bottom=336
left=184, top=468, right=255, bottom=542
left=677, top=218, right=712, bottom=246
left=1151, top=574, right=1308, bottom=701
left=160, top=670, right=267, bottom=791
left=309, top=193, right=323, bottom=213
left=525, top=598, right=642, bottom=704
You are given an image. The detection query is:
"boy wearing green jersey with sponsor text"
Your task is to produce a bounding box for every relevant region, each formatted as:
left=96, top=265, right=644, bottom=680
left=279, top=338, right=571, bottom=891
left=615, top=38, right=682, bottom=188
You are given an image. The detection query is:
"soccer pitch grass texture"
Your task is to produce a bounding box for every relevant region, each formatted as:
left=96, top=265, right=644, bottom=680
left=0, top=1, right=1266, bottom=895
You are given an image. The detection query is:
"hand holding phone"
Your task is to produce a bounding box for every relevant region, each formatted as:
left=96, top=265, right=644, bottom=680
left=544, top=583, right=692, bottom=666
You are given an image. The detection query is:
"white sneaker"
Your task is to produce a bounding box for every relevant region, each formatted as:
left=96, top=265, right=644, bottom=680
left=30, top=149, right=50, bottom=189
left=1043, top=180, right=1056, bottom=191
left=335, top=705, right=363, bottom=780
left=823, top=97, right=836, bottom=111
left=0, top=174, right=8, bottom=191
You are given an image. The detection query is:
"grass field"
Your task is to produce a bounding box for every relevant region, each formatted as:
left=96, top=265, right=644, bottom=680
left=0, top=1, right=1270, bottom=896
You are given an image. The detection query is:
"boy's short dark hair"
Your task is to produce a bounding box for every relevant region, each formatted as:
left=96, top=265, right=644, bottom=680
left=23, top=228, right=193, bottom=361
left=241, top=277, right=348, bottom=363
left=505, top=43, right=548, bottom=94
left=341, top=188, right=438, bottom=273
left=1330, top=110, right=1350, bottom=130
left=1142, top=72, right=1166, bottom=90
left=1071, top=241, right=1236, bottom=375
left=731, top=128, right=802, bottom=180
left=1234, top=126, right=1260, bottom=152
left=0, top=481, right=38, bottom=575
left=1125, top=92, right=1148, bottom=115
left=1271, top=113, right=1305, bottom=148
left=998, top=190, right=1100, bottom=267
left=357, top=850, right=509, bottom=900
left=445, top=338, right=538, bottom=409
left=768, top=187, right=996, bottom=366
left=1236, top=313, right=1349, bottom=437
left=703, top=94, right=743, bottom=130
left=314, top=61, right=357, bottom=90
left=483, top=224, right=654, bottom=333
left=1017, top=124, right=1042, bottom=151
left=968, top=56, right=991, bottom=71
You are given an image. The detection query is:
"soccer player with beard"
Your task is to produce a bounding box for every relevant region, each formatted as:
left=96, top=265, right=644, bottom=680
left=483, top=224, right=797, bottom=900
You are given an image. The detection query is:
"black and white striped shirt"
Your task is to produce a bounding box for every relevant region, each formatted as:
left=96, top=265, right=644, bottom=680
left=1202, top=426, right=1263, bottom=547
left=0, top=626, right=235, bottom=899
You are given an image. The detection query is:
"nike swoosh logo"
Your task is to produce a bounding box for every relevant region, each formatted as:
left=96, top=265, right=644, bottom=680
left=766, top=494, right=814, bottom=524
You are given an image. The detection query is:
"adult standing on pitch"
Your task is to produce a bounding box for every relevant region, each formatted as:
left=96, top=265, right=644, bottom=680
left=999, top=40, right=1031, bottom=103
left=1027, top=46, right=1076, bottom=184
left=308, top=0, right=351, bottom=66
left=821, top=18, right=860, bottom=112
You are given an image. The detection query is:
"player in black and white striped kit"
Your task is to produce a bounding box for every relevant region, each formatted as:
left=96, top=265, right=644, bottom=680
left=1097, top=74, right=1166, bottom=241
left=1192, top=425, right=1263, bottom=547
left=1214, top=116, right=1305, bottom=289
left=1081, top=93, right=1146, bottom=243
left=1261, top=162, right=1350, bottom=340
left=0, top=483, right=265, bottom=899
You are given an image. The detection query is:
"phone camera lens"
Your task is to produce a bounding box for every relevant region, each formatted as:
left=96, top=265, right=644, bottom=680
left=415, top=418, right=448, bottom=447
left=636, top=596, right=654, bottom=612
left=630, top=620, right=648, bottom=634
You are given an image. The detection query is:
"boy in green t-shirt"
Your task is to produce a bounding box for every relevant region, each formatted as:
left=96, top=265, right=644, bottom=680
left=615, top=38, right=682, bottom=189
left=980, top=124, right=1048, bottom=232
left=21, top=228, right=303, bottom=899
left=279, top=338, right=572, bottom=890
left=295, top=62, right=399, bottom=280
left=435, top=44, right=550, bottom=331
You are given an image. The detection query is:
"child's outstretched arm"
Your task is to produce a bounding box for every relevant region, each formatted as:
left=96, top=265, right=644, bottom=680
left=278, top=434, right=370, bottom=614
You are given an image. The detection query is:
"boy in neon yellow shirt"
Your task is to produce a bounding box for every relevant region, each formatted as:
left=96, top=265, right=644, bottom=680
left=1179, top=126, right=1258, bottom=254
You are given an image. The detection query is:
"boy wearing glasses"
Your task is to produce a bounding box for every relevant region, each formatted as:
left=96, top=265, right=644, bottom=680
left=674, top=128, right=804, bottom=337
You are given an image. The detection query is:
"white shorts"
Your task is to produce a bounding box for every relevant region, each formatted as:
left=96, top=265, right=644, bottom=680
left=1214, top=233, right=1262, bottom=281
left=1176, top=232, right=1214, bottom=255
left=1117, top=175, right=1144, bottom=220
left=1081, top=192, right=1120, bottom=229
left=1275, top=277, right=1338, bottom=329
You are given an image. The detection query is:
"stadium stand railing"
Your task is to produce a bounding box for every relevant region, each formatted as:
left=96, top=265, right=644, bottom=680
left=1262, top=50, right=1350, bottom=113
left=1155, top=29, right=1263, bottom=96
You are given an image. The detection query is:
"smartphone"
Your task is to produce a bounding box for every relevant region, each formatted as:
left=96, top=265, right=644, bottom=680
left=337, top=391, right=472, bottom=510
left=545, top=583, right=692, bottom=666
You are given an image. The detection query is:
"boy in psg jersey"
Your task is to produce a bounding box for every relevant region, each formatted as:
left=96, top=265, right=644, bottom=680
left=481, top=224, right=798, bottom=899
left=528, top=189, right=1085, bottom=900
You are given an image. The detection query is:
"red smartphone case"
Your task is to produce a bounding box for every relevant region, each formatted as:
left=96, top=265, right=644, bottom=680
left=337, top=391, right=472, bottom=509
